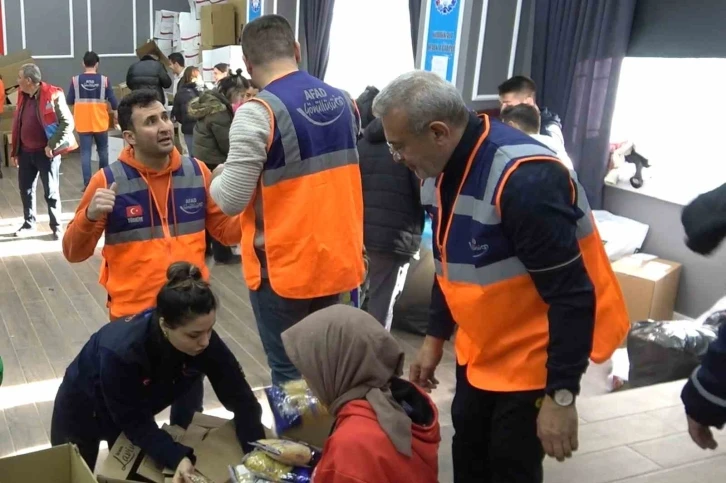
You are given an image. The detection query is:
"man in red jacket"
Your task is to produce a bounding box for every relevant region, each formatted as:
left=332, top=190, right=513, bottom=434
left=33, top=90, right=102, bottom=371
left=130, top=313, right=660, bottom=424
left=12, top=63, right=76, bottom=239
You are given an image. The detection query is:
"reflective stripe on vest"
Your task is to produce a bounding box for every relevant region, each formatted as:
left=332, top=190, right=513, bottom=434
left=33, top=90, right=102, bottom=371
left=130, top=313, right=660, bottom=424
left=104, top=157, right=206, bottom=245
left=255, top=89, right=359, bottom=187
left=423, top=143, right=594, bottom=286
left=73, top=75, right=107, bottom=104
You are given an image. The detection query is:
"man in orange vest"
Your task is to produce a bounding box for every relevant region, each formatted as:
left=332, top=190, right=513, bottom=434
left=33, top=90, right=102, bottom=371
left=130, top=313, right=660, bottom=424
left=374, top=71, right=629, bottom=483
left=209, top=15, right=364, bottom=384
left=62, top=89, right=242, bottom=429
left=67, top=51, right=119, bottom=191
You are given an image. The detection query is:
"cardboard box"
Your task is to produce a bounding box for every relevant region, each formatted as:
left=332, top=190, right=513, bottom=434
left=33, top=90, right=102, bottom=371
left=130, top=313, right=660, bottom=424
left=200, top=4, right=237, bottom=49
left=612, top=254, right=682, bottom=323
left=0, top=105, right=17, bottom=132
left=0, top=444, right=96, bottom=483
left=136, top=40, right=171, bottom=68
left=0, top=49, right=34, bottom=88
left=227, top=0, right=248, bottom=41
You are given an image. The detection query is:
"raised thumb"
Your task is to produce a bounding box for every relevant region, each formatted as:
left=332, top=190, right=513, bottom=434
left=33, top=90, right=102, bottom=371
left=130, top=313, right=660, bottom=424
left=109, top=182, right=118, bottom=193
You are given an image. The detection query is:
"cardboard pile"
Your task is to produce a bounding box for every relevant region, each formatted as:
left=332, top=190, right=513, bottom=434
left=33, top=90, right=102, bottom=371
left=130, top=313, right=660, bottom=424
left=98, top=414, right=245, bottom=483
left=612, top=253, right=682, bottom=323
left=0, top=444, right=96, bottom=483
left=153, top=10, right=202, bottom=68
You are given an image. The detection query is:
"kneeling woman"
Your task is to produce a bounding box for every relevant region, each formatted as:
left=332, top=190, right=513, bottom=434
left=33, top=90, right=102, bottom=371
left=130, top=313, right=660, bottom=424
left=51, top=262, right=266, bottom=481
left=282, top=305, right=440, bottom=483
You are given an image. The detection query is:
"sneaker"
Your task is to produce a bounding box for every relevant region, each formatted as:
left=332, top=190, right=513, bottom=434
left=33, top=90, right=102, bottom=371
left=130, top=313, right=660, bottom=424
left=52, top=227, right=63, bottom=241
left=14, top=223, right=36, bottom=237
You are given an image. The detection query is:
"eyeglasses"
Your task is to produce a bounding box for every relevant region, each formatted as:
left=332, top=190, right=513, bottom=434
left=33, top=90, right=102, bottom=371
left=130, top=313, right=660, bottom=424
left=387, top=142, right=403, bottom=162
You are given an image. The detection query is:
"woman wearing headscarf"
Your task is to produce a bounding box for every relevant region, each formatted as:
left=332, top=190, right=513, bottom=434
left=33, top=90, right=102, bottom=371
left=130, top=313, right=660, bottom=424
left=281, top=304, right=440, bottom=483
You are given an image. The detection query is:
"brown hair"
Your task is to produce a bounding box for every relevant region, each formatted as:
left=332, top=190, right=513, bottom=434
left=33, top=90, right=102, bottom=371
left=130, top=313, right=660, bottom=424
left=182, top=66, right=200, bottom=85
left=241, top=14, right=296, bottom=66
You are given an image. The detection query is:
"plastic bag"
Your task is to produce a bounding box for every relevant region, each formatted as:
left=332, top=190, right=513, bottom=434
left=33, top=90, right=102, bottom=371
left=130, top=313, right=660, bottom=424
left=241, top=450, right=313, bottom=483
left=265, top=380, right=328, bottom=434
left=593, top=210, right=649, bottom=262
left=250, top=440, right=320, bottom=467
left=627, top=320, right=718, bottom=388
left=230, top=464, right=273, bottom=483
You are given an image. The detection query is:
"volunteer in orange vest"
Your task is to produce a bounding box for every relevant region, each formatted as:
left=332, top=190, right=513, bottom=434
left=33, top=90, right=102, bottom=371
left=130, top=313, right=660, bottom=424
left=67, top=51, right=119, bottom=191
left=209, top=15, right=364, bottom=385
left=12, top=63, right=77, bottom=240
left=62, top=89, right=242, bottom=429
left=373, top=71, right=629, bottom=483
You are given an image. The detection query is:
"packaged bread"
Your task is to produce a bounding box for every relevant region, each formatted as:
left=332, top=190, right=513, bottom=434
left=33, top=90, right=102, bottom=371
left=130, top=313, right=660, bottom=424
left=250, top=439, right=316, bottom=467
left=241, top=450, right=313, bottom=483
left=265, top=380, right=328, bottom=433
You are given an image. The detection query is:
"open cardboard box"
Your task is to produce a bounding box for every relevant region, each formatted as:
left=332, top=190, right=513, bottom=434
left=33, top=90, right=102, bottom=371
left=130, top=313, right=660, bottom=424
left=136, top=40, right=171, bottom=68
left=98, top=415, right=245, bottom=483
left=0, top=444, right=96, bottom=483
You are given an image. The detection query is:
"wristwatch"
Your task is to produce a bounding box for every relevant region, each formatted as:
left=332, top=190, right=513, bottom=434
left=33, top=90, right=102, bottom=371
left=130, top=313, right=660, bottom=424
left=551, top=389, right=576, bottom=407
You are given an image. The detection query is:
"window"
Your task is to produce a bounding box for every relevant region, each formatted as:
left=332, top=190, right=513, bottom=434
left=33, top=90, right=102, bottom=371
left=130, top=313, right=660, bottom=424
left=325, top=0, right=415, bottom=99
left=609, top=57, right=726, bottom=205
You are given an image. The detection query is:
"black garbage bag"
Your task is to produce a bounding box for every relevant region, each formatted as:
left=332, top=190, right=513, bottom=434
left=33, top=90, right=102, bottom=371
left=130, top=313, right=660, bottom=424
left=627, top=320, right=720, bottom=388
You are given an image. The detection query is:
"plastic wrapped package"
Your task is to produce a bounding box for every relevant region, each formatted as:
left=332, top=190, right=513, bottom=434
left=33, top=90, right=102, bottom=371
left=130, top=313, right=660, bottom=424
left=250, top=440, right=320, bottom=467
left=231, top=464, right=273, bottom=483
left=265, top=380, right=328, bottom=434
left=627, top=320, right=719, bottom=387
left=240, top=450, right=312, bottom=483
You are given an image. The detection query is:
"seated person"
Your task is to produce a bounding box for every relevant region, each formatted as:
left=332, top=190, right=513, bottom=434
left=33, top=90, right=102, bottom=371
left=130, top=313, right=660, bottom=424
left=501, top=103, right=574, bottom=170
left=282, top=304, right=440, bottom=483
left=498, top=75, right=563, bottom=145
left=50, top=262, right=265, bottom=481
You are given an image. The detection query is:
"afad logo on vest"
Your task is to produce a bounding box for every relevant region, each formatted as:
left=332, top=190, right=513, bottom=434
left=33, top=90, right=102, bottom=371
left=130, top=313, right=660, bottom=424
left=126, top=205, right=143, bottom=223
left=297, top=87, right=346, bottom=126
left=435, top=0, right=458, bottom=15
left=180, top=197, right=204, bottom=215
left=469, top=238, right=489, bottom=258
left=251, top=0, right=261, bottom=13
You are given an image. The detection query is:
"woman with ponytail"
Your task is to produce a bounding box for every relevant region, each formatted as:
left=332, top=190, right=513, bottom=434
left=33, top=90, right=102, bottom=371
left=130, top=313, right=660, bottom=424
left=188, top=69, right=255, bottom=264
left=50, top=262, right=265, bottom=482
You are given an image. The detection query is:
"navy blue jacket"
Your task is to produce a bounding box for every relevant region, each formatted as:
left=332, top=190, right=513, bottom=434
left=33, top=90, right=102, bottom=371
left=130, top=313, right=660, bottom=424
left=61, top=309, right=265, bottom=470
left=682, top=322, right=726, bottom=427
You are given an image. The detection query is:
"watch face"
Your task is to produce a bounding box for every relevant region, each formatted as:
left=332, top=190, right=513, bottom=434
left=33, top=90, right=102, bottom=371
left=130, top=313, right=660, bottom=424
left=554, top=390, right=574, bottom=406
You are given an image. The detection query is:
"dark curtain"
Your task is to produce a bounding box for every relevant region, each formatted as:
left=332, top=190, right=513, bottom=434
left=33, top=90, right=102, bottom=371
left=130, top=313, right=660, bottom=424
left=301, top=0, right=336, bottom=80
left=531, top=0, right=636, bottom=209
left=409, top=0, right=423, bottom=60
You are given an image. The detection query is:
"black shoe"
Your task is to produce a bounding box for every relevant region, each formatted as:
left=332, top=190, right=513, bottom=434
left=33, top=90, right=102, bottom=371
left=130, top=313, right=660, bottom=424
left=214, top=255, right=241, bottom=265
left=14, top=223, right=36, bottom=237
left=52, top=227, right=63, bottom=241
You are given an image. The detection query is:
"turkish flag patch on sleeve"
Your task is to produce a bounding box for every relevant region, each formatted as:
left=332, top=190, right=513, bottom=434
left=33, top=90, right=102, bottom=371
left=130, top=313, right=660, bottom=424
left=126, top=205, right=143, bottom=218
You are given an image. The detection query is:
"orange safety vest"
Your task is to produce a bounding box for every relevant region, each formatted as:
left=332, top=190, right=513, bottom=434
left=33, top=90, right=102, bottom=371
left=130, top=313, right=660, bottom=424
left=100, top=156, right=209, bottom=318
left=240, top=71, right=365, bottom=299
left=71, top=74, right=111, bottom=133
left=421, top=115, right=629, bottom=392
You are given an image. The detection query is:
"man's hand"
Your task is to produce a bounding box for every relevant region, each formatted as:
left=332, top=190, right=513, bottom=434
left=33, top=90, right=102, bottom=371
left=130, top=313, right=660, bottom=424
left=86, top=182, right=118, bottom=221
left=173, top=457, right=195, bottom=483
left=45, top=146, right=53, bottom=159
left=11, top=157, right=18, bottom=168
left=537, top=395, right=579, bottom=462
left=687, top=415, right=719, bottom=450
left=409, top=336, right=444, bottom=392
left=211, top=163, right=225, bottom=180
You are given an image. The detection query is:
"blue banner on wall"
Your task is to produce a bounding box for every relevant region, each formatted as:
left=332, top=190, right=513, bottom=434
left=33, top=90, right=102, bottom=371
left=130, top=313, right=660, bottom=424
left=422, top=0, right=465, bottom=83
left=248, top=0, right=263, bottom=22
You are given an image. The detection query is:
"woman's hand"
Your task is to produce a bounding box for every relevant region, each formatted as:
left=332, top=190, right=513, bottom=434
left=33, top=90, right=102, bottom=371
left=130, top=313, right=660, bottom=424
left=173, top=457, right=195, bottom=483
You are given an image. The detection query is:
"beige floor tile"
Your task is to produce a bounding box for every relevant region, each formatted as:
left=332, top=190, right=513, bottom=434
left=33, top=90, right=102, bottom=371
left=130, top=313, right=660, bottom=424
left=616, top=455, right=726, bottom=482
left=577, top=412, right=681, bottom=455
left=544, top=447, right=661, bottom=483
left=629, top=432, right=726, bottom=468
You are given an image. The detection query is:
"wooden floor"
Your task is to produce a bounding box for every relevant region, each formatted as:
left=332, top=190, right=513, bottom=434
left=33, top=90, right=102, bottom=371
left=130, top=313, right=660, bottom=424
left=0, top=155, right=461, bottom=479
